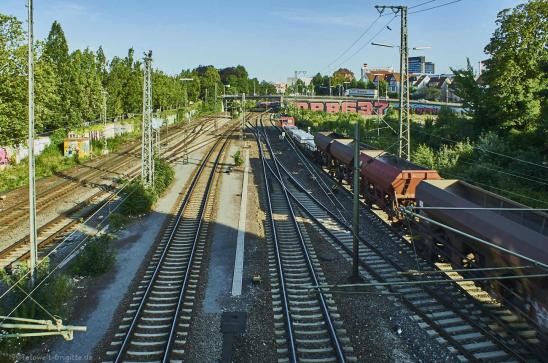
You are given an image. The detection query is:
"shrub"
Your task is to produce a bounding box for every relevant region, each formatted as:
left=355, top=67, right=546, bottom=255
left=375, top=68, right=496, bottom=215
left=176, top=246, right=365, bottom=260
left=71, top=234, right=116, bottom=277
left=232, top=150, right=243, bottom=166
left=154, top=157, right=175, bottom=196
left=109, top=212, right=129, bottom=230
left=412, top=144, right=436, bottom=169
left=118, top=182, right=156, bottom=217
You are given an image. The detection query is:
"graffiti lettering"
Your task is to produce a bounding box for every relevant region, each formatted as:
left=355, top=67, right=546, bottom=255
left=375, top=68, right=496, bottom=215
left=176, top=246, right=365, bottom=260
left=292, top=100, right=453, bottom=116
left=310, top=102, right=324, bottom=112
left=357, top=102, right=373, bottom=116
left=325, top=102, right=340, bottom=113
left=0, top=147, right=9, bottom=165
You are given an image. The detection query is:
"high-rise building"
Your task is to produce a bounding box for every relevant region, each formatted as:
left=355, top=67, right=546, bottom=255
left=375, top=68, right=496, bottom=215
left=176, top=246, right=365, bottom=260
left=408, top=56, right=425, bottom=73
left=408, top=56, right=435, bottom=74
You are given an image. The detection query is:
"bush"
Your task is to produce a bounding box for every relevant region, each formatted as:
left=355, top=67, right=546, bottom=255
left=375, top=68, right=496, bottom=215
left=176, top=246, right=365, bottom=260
left=109, top=212, right=129, bottom=230
left=154, top=157, right=175, bottom=196
left=232, top=150, right=243, bottom=166
left=71, top=234, right=116, bottom=277
left=118, top=182, right=156, bottom=217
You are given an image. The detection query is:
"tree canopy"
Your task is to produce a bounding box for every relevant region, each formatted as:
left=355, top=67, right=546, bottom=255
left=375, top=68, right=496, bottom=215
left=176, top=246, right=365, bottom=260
left=0, top=15, right=275, bottom=146
left=452, top=0, right=547, bottom=146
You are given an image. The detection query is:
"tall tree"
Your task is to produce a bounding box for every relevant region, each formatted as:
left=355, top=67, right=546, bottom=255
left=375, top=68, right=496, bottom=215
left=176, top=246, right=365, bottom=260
left=451, top=59, right=489, bottom=129
left=482, top=0, right=548, bottom=132
left=42, top=21, right=71, bottom=127
left=0, top=14, right=26, bottom=144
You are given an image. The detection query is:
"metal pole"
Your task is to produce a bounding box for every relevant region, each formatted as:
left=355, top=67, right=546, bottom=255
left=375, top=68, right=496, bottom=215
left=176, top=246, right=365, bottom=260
left=398, top=6, right=410, bottom=160
left=241, top=93, right=246, bottom=140
left=141, top=51, right=154, bottom=188
left=27, top=0, right=37, bottom=285
left=352, top=121, right=360, bottom=279
left=377, top=79, right=380, bottom=137
left=294, top=71, right=297, bottom=105
left=214, top=83, right=217, bottom=112
left=101, top=89, right=108, bottom=154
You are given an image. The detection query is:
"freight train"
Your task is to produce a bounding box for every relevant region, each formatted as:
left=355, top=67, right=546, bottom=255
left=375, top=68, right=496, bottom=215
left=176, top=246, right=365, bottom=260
left=282, top=123, right=548, bottom=330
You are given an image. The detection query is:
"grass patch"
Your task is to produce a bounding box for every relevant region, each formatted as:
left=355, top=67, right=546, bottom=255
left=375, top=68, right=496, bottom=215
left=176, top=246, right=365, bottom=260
left=70, top=234, right=116, bottom=277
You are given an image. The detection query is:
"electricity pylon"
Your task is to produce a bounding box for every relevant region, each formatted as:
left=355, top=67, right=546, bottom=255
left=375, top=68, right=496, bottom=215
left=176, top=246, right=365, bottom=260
left=376, top=5, right=410, bottom=160
left=141, top=50, right=154, bottom=188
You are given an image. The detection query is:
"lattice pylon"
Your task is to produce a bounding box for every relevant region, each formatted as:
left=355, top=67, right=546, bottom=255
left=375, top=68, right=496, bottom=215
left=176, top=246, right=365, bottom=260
left=141, top=51, right=154, bottom=188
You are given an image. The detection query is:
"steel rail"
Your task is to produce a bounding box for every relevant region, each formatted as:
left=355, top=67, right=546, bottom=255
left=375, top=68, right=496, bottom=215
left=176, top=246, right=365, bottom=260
left=272, top=121, right=548, bottom=343
left=260, top=120, right=533, bottom=362
left=162, top=131, right=232, bottom=362
left=113, top=129, right=227, bottom=363
left=256, top=129, right=298, bottom=363
left=258, top=116, right=347, bottom=362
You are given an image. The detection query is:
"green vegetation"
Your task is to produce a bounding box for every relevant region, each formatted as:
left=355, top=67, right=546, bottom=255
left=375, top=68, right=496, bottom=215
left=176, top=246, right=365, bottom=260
left=70, top=234, right=116, bottom=277
left=0, top=14, right=273, bottom=146
left=116, top=157, right=175, bottom=220
left=232, top=150, right=243, bottom=166
left=0, top=261, right=73, bottom=355
left=153, top=157, right=175, bottom=196
left=285, top=1, right=548, bottom=207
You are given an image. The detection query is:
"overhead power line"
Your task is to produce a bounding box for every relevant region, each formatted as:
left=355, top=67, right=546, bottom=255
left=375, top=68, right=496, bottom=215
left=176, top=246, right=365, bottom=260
left=380, top=0, right=463, bottom=16
left=335, top=15, right=398, bottom=71
left=323, top=15, right=382, bottom=72
left=409, top=0, right=439, bottom=9
left=409, top=0, right=463, bottom=14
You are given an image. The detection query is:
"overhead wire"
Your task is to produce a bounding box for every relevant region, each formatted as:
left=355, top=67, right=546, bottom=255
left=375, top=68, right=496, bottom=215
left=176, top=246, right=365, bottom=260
left=334, top=14, right=398, bottom=72
left=409, top=0, right=463, bottom=14
left=323, top=15, right=382, bottom=73
left=410, top=126, right=548, bottom=170
left=0, top=175, right=138, bottom=304
left=0, top=184, right=138, bottom=329
left=409, top=0, right=439, bottom=9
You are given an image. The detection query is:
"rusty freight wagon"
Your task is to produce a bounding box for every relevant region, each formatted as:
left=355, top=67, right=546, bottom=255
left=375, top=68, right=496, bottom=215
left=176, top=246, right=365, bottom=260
left=314, top=132, right=353, bottom=178
left=359, top=151, right=441, bottom=219
left=415, top=179, right=548, bottom=330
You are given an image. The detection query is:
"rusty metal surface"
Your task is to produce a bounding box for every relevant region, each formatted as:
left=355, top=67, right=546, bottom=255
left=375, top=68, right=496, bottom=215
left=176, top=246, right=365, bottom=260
left=360, top=151, right=441, bottom=198
left=416, top=179, right=548, bottom=265
left=330, top=140, right=354, bottom=166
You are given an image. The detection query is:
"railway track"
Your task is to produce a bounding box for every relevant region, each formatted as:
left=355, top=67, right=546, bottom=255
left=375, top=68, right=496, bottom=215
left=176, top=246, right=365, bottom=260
left=0, top=116, right=222, bottom=270
left=103, top=127, right=232, bottom=363
left=259, top=114, right=547, bottom=362
left=255, top=117, right=356, bottom=363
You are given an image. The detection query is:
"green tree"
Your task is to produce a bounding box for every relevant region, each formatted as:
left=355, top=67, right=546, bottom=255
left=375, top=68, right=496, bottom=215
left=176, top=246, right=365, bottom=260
left=451, top=58, right=488, bottom=129
left=42, top=21, right=71, bottom=128
left=482, top=0, right=548, bottom=133
left=0, top=14, right=26, bottom=145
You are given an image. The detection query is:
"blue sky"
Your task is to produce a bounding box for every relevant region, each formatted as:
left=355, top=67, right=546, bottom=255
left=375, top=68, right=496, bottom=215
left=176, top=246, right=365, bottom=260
left=2, top=0, right=523, bottom=82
